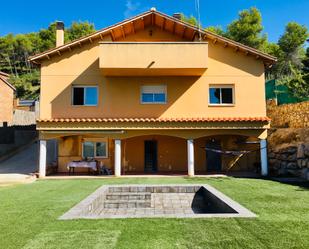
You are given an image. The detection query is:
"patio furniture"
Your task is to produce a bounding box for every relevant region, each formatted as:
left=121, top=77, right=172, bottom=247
left=98, top=165, right=112, bottom=175
left=67, top=160, right=98, bottom=175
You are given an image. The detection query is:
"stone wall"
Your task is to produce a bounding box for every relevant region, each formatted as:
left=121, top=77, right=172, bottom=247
left=12, top=109, right=36, bottom=126
left=267, top=100, right=309, bottom=128
left=268, top=128, right=309, bottom=179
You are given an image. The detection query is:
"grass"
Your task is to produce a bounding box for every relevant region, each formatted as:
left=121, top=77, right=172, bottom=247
left=0, top=177, right=308, bottom=249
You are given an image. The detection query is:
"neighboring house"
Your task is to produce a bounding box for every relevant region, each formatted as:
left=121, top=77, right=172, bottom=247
left=29, top=9, right=276, bottom=177
left=13, top=99, right=38, bottom=126
left=14, top=99, right=36, bottom=112
left=0, top=72, right=15, bottom=126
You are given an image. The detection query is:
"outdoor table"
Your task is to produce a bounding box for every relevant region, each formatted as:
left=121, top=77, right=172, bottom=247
left=67, top=160, right=97, bottom=175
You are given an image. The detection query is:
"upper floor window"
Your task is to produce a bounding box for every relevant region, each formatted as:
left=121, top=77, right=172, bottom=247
left=209, top=85, right=234, bottom=105
left=72, top=86, right=98, bottom=106
left=141, top=85, right=167, bottom=104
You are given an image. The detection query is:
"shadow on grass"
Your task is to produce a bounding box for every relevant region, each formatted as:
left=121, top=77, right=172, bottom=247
left=184, top=177, right=232, bottom=183
left=270, top=178, right=309, bottom=191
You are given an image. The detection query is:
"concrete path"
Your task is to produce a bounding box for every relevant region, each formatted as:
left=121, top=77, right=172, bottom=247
left=0, top=142, right=38, bottom=185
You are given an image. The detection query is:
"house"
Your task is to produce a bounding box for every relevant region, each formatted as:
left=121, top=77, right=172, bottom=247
left=14, top=99, right=37, bottom=112
left=29, top=9, right=276, bottom=177
left=0, top=72, right=15, bottom=126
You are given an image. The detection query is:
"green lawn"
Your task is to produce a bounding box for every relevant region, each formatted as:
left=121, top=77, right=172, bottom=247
left=0, top=177, right=308, bottom=249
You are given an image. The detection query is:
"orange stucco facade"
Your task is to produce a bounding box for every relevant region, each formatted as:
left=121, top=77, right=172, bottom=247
left=39, top=26, right=266, bottom=120
left=32, top=10, right=274, bottom=175
left=0, top=73, right=15, bottom=125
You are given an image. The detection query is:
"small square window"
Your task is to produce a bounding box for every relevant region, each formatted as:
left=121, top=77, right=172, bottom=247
left=141, top=85, right=166, bottom=104
left=72, top=86, right=98, bottom=106
left=209, top=86, right=234, bottom=105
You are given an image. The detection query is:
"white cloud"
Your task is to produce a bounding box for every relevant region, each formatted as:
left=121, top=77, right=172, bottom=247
left=124, top=0, right=141, bottom=18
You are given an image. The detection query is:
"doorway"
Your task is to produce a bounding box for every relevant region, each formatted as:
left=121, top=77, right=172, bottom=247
left=206, top=139, right=222, bottom=172
left=144, top=140, right=158, bottom=173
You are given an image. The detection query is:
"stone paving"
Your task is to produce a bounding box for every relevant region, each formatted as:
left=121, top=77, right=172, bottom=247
left=59, top=184, right=257, bottom=219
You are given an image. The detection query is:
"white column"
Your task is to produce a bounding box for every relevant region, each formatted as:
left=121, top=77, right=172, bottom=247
left=39, top=140, right=47, bottom=178
left=260, top=139, right=268, bottom=176
left=187, top=139, right=195, bottom=176
left=114, top=139, right=121, bottom=177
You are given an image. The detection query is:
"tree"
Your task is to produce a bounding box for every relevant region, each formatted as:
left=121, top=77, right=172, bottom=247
left=9, top=71, right=40, bottom=99
left=277, top=63, right=309, bottom=99
left=67, top=21, right=95, bottom=42
left=302, top=47, right=309, bottom=74
left=0, top=21, right=96, bottom=99
left=0, top=33, right=39, bottom=77
left=205, top=26, right=225, bottom=36
left=180, top=14, right=198, bottom=26
left=278, top=22, right=308, bottom=54
left=38, top=23, right=57, bottom=51
left=275, top=22, right=308, bottom=77
left=37, top=21, right=96, bottom=51
left=0, top=34, right=16, bottom=75
left=263, top=43, right=282, bottom=80
left=226, top=7, right=267, bottom=49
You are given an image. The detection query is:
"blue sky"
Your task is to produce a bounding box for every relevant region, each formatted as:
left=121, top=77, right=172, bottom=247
left=0, top=0, right=308, bottom=43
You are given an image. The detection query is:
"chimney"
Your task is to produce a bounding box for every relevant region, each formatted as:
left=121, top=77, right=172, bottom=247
left=173, top=13, right=181, bottom=20
left=56, top=21, right=64, bottom=47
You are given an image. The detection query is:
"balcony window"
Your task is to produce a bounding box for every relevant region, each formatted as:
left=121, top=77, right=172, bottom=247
left=141, top=85, right=167, bottom=104
left=209, top=85, right=234, bottom=105
left=72, top=86, right=98, bottom=106
left=82, top=141, right=108, bottom=158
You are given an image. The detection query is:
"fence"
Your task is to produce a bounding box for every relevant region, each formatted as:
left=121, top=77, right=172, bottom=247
left=265, top=79, right=308, bottom=105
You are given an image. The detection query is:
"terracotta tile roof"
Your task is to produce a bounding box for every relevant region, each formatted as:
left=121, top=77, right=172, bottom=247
left=37, top=117, right=270, bottom=123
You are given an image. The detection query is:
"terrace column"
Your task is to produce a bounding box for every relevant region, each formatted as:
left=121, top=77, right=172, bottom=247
left=39, top=140, right=47, bottom=178
left=260, top=139, right=268, bottom=176
left=187, top=139, right=195, bottom=176
left=114, top=139, right=121, bottom=177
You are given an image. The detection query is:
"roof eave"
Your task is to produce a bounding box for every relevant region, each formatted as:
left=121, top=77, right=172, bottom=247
left=0, top=77, right=16, bottom=91
left=29, top=9, right=277, bottom=65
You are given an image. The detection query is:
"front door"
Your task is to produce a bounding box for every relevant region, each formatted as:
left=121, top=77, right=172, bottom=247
left=206, top=139, right=222, bottom=172
left=144, top=140, right=158, bottom=173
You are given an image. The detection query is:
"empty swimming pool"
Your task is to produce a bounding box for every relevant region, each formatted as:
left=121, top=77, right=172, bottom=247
left=60, top=184, right=256, bottom=219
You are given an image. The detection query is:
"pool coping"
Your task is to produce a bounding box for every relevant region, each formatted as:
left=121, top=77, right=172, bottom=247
left=59, top=184, right=257, bottom=219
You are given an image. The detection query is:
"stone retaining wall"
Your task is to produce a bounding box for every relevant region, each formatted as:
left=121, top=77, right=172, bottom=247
left=267, top=100, right=309, bottom=128
left=268, top=128, right=309, bottom=179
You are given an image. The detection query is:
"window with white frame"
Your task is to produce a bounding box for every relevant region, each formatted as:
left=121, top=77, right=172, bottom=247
left=82, top=141, right=108, bottom=158
left=72, top=86, right=98, bottom=106
left=209, top=85, right=234, bottom=105
left=141, top=85, right=167, bottom=104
